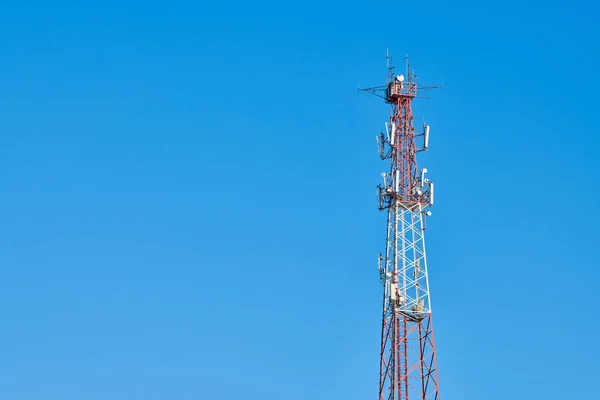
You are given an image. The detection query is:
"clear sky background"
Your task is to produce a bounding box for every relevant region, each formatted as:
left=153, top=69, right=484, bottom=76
left=0, top=1, right=598, bottom=399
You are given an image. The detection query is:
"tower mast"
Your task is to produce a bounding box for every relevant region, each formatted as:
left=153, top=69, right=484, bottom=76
left=363, top=53, right=441, bottom=400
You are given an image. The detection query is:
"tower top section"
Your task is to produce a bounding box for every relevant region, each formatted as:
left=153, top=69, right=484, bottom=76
left=385, top=52, right=417, bottom=102
left=359, top=52, right=442, bottom=102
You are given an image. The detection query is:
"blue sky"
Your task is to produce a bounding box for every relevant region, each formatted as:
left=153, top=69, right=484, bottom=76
left=0, top=1, right=598, bottom=399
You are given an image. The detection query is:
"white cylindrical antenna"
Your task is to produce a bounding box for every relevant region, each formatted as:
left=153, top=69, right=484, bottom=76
left=385, top=122, right=390, bottom=140
left=429, top=183, right=435, bottom=205
left=420, top=168, right=427, bottom=187
left=391, top=123, right=396, bottom=145
left=395, top=170, right=400, bottom=193
left=424, top=125, right=430, bottom=148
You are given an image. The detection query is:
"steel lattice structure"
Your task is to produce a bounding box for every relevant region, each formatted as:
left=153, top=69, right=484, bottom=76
left=362, top=53, right=442, bottom=400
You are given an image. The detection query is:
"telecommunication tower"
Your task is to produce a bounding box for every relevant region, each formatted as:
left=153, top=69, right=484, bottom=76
left=361, top=53, right=442, bottom=400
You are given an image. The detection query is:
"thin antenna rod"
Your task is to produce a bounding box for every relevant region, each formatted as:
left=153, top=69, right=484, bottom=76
left=387, top=50, right=395, bottom=83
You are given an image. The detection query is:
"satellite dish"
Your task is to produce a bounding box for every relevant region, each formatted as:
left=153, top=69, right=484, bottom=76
left=397, top=74, right=405, bottom=82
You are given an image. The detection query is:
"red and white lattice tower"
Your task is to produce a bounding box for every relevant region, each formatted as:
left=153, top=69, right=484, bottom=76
left=362, top=53, right=442, bottom=400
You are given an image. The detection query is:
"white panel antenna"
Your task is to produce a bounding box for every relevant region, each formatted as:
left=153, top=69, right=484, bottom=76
left=424, top=125, right=430, bottom=149
left=429, top=183, right=434, bottom=205
left=391, top=123, right=396, bottom=145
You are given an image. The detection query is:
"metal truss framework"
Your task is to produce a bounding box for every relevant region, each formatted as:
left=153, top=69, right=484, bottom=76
left=379, top=203, right=439, bottom=400
left=365, top=54, right=442, bottom=400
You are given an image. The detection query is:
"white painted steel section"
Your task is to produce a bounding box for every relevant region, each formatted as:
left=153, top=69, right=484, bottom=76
left=382, top=201, right=433, bottom=319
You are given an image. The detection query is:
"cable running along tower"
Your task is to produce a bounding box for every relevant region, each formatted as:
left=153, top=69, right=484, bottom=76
left=362, top=54, right=442, bottom=400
